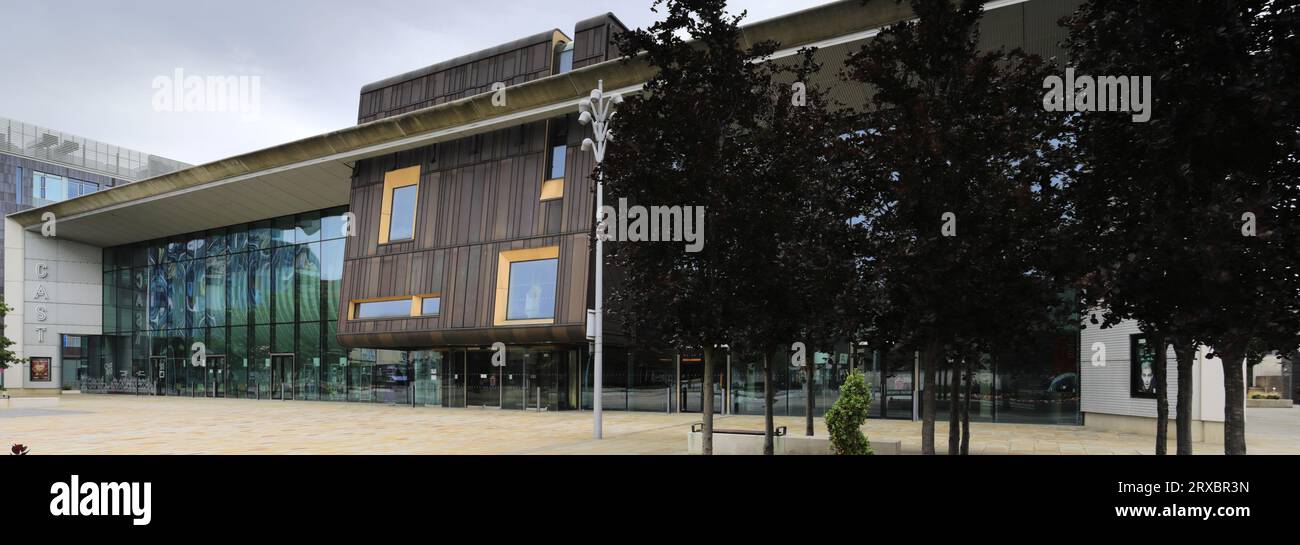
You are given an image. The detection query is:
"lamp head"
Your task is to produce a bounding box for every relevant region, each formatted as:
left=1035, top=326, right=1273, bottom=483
left=581, top=138, right=594, bottom=152
left=578, top=111, right=592, bottom=125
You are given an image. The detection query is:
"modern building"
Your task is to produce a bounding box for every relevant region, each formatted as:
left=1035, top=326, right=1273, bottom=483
left=3, top=0, right=1125, bottom=429
left=0, top=117, right=188, bottom=291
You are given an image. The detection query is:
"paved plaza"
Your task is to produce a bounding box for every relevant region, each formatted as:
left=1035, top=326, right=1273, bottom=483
left=1, top=395, right=1297, bottom=454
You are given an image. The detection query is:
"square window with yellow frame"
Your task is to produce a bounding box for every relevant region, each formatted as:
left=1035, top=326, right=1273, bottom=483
left=494, top=246, right=560, bottom=325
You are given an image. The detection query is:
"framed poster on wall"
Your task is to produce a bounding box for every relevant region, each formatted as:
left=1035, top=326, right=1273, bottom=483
left=29, top=357, right=51, bottom=382
left=1130, top=335, right=1158, bottom=399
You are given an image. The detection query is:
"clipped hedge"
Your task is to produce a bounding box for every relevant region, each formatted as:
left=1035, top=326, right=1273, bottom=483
left=825, top=370, right=873, bottom=455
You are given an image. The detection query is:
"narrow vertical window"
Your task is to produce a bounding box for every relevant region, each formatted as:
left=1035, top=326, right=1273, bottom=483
left=553, top=41, right=574, bottom=75
left=541, top=118, right=567, bottom=201
left=379, top=166, right=420, bottom=243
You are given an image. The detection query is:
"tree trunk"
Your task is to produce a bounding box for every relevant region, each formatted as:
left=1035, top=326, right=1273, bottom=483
left=763, top=350, right=775, bottom=455
left=921, top=340, right=939, bottom=455
left=805, top=361, right=814, bottom=436
left=1153, top=333, right=1168, bottom=455
left=948, top=353, right=960, bottom=456
left=960, top=355, right=971, bottom=456
left=1170, top=337, right=1196, bottom=455
left=1219, top=347, right=1247, bottom=455
left=702, top=346, right=715, bottom=456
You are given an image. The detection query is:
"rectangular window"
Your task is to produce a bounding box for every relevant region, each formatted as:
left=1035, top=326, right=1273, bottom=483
left=67, top=179, right=97, bottom=198
left=553, top=40, right=574, bottom=75
left=546, top=119, right=568, bottom=181
left=389, top=186, right=417, bottom=240
left=14, top=166, right=22, bottom=205
left=352, top=299, right=412, bottom=319
left=379, top=166, right=420, bottom=244
left=419, top=295, right=441, bottom=316
left=32, top=171, right=69, bottom=204
left=541, top=118, right=568, bottom=201
left=494, top=246, right=560, bottom=325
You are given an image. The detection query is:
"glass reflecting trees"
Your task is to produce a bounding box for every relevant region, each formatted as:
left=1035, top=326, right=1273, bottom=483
left=101, top=206, right=348, bottom=399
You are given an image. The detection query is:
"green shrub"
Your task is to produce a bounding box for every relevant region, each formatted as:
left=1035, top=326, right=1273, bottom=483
left=825, top=370, right=873, bottom=455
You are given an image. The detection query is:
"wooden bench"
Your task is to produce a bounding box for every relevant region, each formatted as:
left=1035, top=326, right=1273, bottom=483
left=691, top=422, right=787, bottom=437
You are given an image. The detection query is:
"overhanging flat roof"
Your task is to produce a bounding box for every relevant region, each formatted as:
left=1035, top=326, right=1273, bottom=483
left=7, top=0, right=929, bottom=247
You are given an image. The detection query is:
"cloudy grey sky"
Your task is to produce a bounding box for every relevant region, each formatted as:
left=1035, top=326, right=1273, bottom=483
left=0, top=0, right=837, bottom=166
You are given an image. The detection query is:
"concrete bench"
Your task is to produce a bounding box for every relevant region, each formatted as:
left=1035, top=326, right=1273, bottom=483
left=687, top=426, right=900, bottom=455
left=691, top=422, right=787, bottom=437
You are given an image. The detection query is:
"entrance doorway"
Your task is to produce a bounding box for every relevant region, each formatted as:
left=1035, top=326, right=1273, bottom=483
left=882, top=351, right=914, bottom=419
left=151, top=356, right=167, bottom=395
left=680, top=355, right=724, bottom=413
left=206, top=356, right=225, bottom=398
left=271, top=354, right=294, bottom=400
left=466, top=349, right=500, bottom=407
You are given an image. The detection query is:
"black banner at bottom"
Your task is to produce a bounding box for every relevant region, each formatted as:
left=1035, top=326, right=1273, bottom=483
left=1, top=455, right=1289, bottom=535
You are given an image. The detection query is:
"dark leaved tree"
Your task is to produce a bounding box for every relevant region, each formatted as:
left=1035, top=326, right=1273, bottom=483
left=1064, top=0, right=1300, bottom=455
left=845, top=0, right=1071, bottom=454
left=604, top=0, right=858, bottom=454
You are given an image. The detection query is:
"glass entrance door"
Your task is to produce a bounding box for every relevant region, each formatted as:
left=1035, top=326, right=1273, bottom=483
left=206, top=356, right=225, bottom=398
left=680, top=355, right=724, bottom=413
left=151, top=356, right=167, bottom=395
left=445, top=351, right=466, bottom=407
left=465, top=349, right=500, bottom=407
left=271, top=354, right=294, bottom=400
left=882, top=350, right=914, bottom=419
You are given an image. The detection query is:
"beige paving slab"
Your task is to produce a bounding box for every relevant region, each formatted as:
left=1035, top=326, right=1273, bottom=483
left=1, top=395, right=1297, bottom=455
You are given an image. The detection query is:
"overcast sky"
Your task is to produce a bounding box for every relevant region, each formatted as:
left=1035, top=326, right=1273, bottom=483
left=0, top=0, right=837, bottom=166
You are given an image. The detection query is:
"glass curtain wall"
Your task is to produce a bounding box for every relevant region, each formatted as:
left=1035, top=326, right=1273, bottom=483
left=100, top=206, right=348, bottom=399
left=352, top=346, right=579, bottom=410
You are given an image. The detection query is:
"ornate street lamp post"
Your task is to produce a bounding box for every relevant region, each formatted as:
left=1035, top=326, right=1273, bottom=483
left=579, top=80, right=621, bottom=440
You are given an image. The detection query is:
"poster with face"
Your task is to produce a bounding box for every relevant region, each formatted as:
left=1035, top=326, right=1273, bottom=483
left=29, top=357, right=51, bottom=382
left=1130, top=335, right=1158, bottom=399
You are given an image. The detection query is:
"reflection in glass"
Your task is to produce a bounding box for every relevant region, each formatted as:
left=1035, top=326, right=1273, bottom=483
left=251, top=249, right=271, bottom=324
left=420, top=297, right=440, bottom=316
left=355, top=299, right=410, bottom=319
left=297, top=243, right=321, bottom=322
left=100, top=208, right=345, bottom=400
left=388, top=185, right=417, bottom=241
left=506, top=258, right=557, bottom=320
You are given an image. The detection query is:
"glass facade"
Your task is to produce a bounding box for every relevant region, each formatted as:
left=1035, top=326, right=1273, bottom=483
left=86, top=206, right=349, bottom=399
left=69, top=204, right=1079, bottom=424
left=0, top=116, right=188, bottom=180
left=342, top=346, right=582, bottom=410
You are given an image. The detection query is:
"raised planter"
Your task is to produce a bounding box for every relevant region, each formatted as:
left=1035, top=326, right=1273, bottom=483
left=687, top=431, right=900, bottom=455
left=1246, top=398, right=1293, bottom=408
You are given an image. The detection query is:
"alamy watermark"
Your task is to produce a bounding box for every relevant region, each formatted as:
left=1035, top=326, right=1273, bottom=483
left=597, top=198, right=705, bottom=252
left=1043, top=68, right=1151, bottom=122
left=152, top=68, right=261, bottom=121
